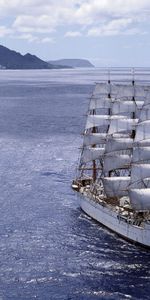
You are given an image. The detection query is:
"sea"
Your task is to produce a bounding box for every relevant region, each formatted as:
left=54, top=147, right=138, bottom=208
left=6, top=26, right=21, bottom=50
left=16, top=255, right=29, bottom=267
left=0, top=69, right=150, bottom=300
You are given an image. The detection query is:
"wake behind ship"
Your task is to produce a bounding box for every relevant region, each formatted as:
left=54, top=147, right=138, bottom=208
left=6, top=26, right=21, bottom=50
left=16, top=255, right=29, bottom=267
left=72, top=69, right=150, bottom=248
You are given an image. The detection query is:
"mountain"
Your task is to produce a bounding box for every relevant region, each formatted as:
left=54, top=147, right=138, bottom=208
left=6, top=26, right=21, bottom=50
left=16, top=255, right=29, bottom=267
left=0, top=45, right=67, bottom=69
left=48, top=59, right=94, bottom=68
left=0, top=45, right=94, bottom=69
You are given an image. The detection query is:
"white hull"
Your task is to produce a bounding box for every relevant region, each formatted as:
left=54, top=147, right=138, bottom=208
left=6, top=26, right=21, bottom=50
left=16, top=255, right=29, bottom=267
left=80, top=194, right=150, bottom=248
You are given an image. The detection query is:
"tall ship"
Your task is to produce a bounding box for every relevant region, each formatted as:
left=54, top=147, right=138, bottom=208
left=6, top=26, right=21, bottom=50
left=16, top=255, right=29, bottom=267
left=72, top=70, right=150, bottom=248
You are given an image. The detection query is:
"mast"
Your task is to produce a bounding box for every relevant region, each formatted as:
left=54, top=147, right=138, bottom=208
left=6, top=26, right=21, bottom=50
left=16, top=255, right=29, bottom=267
left=78, top=78, right=150, bottom=197
left=92, top=73, right=111, bottom=180
left=131, top=75, right=136, bottom=139
left=101, top=80, right=138, bottom=199
left=90, top=83, right=109, bottom=182
left=79, top=82, right=111, bottom=182
left=108, top=77, right=111, bottom=177
left=92, top=108, right=97, bottom=182
left=129, top=87, right=150, bottom=211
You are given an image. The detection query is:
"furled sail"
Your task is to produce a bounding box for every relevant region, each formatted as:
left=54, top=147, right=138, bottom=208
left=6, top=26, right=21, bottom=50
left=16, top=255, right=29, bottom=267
left=129, top=189, right=150, bottom=211
left=83, top=133, right=107, bottom=146
left=103, top=154, right=131, bottom=173
left=81, top=148, right=105, bottom=163
left=102, top=177, right=130, bottom=197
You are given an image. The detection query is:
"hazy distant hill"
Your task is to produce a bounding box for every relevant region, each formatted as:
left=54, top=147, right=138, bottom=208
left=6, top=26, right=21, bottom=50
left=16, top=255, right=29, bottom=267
left=49, top=59, right=94, bottom=68
left=0, top=45, right=67, bottom=69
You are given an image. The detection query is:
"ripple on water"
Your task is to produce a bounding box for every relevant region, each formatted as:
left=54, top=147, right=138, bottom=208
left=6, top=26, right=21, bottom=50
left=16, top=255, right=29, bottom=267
left=0, top=70, right=150, bottom=300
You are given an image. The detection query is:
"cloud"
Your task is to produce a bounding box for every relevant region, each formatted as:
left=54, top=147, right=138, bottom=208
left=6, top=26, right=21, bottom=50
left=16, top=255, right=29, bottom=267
left=0, top=0, right=150, bottom=41
left=11, top=33, right=39, bottom=42
left=1, top=1, right=150, bottom=21
left=10, top=33, right=54, bottom=43
left=65, top=31, right=82, bottom=37
left=87, top=18, right=145, bottom=36
left=13, top=15, right=56, bottom=33
left=75, top=0, right=150, bottom=21
left=0, top=26, right=13, bottom=37
left=41, top=37, right=54, bottom=43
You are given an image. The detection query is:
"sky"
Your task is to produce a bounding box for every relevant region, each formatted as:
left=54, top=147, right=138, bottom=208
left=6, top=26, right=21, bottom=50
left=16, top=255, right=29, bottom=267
left=1, top=0, right=150, bottom=67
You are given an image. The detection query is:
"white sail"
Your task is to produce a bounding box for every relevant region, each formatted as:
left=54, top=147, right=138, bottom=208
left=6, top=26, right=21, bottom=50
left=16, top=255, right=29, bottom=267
left=112, top=100, right=136, bottom=115
left=93, top=83, right=149, bottom=99
left=108, top=118, right=137, bottom=135
left=134, top=85, right=147, bottom=97
left=89, top=97, right=111, bottom=110
left=113, top=133, right=131, bottom=138
left=83, top=133, right=107, bottom=146
left=139, top=105, right=150, bottom=122
left=103, top=154, right=131, bottom=172
left=81, top=148, right=105, bottom=163
left=85, top=115, right=110, bottom=130
left=132, top=147, right=150, bottom=163
left=135, top=120, right=150, bottom=142
left=93, top=83, right=110, bottom=95
left=111, top=84, right=133, bottom=98
left=105, top=138, right=133, bottom=153
left=143, top=90, right=150, bottom=105
left=131, top=164, right=150, bottom=184
left=135, top=100, right=144, bottom=109
left=102, top=177, right=130, bottom=197
left=129, top=189, right=150, bottom=211
left=74, top=81, right=150, bottom=248
left=138, top=139, right=150, bottom=147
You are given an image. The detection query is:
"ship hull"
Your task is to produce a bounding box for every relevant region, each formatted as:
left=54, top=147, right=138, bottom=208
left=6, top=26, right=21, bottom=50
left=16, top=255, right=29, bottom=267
left=80, top=194, right=150, bottom=248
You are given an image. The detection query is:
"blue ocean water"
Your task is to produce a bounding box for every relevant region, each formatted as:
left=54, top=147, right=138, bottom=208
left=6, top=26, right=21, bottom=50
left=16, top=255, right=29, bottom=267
left=0, top=69, right=150, bottom=300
